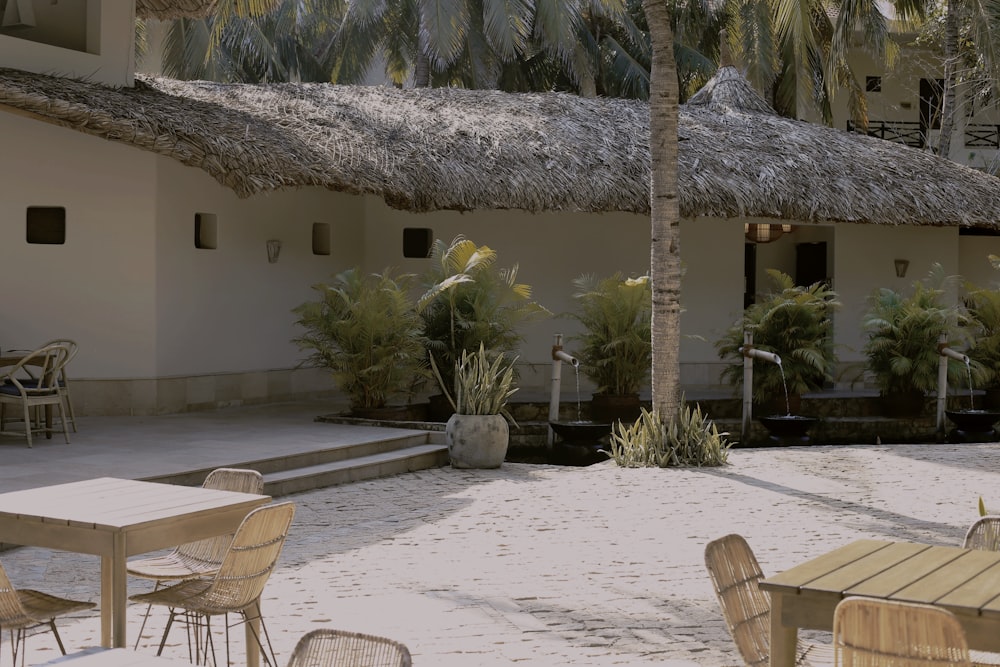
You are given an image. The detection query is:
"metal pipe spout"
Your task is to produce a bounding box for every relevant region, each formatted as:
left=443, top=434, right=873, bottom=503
left=740, top=345, right=782, bottom=366
left=937, top=343, right=969, bottom=365
left=552, top=347, right=580, bottom=368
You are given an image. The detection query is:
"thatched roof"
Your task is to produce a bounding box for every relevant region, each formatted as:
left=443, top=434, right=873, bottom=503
left=135, top=0, right=217, bottom=20
left=1, top=64, right=999, bottom=227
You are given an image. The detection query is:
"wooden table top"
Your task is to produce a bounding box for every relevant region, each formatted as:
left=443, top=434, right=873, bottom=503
left=760, top=539, right=1000, bottom=616
left=38, top=647, right=191, bottom=665
left=0, top=477, right=268, bottom=531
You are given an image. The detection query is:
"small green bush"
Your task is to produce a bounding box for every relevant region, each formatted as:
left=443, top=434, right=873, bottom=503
left=609, top=398, right=731, bottom=467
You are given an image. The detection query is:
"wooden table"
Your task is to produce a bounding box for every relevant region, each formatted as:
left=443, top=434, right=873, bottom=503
left=760, top=539, right=1000, bottom=667
left=0, top=478, right=270, bottom=656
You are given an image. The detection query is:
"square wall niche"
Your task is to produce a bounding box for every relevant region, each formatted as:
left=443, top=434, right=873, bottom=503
left=312, top=222, right=331, bottom=255
left=26, top=206, right=66, bottom=244
left=403, top=227, right=433, bottom=258
left=194, top=213, right=218, bottom=249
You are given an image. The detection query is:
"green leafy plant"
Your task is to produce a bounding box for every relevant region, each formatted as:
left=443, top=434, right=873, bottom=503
left=862, top=264, right=972, bottom=397
left=963, top=255, right=1000, bottom=390
left=716, top=270, right=840, bottom=403
left=417, top=235, right=549, bottom=397
left=568, top=272, right=652, bottom=396
left=608, top=397, right=731, bottom=467
left=431, top=343, right=518, bottom=423
left=292, top=268, right=428, bottom=412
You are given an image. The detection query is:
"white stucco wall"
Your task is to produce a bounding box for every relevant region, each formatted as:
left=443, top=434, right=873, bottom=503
left=0, top=109, right=158, bottom=378
left=832, top=223, right=959, bottom=374
left=0, top=1, right=135, bottom=87
left=153, top=160, right=365, bottom=378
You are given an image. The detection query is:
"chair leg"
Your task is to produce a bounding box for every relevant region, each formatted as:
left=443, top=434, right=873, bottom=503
left=19, top=403, right=31, bottom=448
left=56, top=399, right=70, bottom=444
left=47, top=620, right=67, bottom=655
left=155, top=608, right=178, bottom=657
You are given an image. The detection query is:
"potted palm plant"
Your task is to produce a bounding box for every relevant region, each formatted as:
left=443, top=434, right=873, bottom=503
left=862, top=264, right=972, bottom=417
left=418, top=235, right=549, bottom=420
left=568, top=272, right=651, bottom=422
left=434, top=344, right=518, bottom=469
left=292, top=268, right=429, bottom=418
left=716, top=270, right=840, bottom=414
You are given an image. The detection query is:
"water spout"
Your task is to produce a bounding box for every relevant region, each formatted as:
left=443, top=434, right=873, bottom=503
left=936, top=335, right=972, bottom=437
left=549, top=334, right=581, bottom=446
left=740, top=345, right=782, bottom=366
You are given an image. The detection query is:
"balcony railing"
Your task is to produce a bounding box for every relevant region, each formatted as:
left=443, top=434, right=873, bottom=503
left=964, top=123, right=1000, bottom=148
left=847, top=120, right=925, bottom=148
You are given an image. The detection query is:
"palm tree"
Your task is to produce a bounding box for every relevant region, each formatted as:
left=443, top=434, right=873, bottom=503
left=726, top=0, right=925, bottom=121
left=152, top=0, right=343, bottom=83
left=644, top=0, right=682, bottom=418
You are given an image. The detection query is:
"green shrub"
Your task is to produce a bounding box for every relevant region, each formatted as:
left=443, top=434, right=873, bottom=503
left=292, top=268, right=428, bottom=411
left=568, top=272, right=652, bottom=396
left=716, top=270, right=839, bottom=402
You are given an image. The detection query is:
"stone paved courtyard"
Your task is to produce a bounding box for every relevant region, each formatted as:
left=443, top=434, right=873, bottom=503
left=6, top=442, right=999, bottom=666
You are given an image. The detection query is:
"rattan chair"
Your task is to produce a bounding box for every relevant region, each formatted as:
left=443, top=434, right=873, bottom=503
left=130, top=501, right=295, bottom=667
left=704, top=534, right=833, bottom=667
left=0, top=559, right=95, bottom=665
left=963, top=516, right=1000, bottom=551
left=286, top=629, right=412, bottom=667
left=0, top=343, right=71, bottom=447
left=38, top=339, right=78, bottom=433
left=128, top=468, right=265, bottom=648
left=833, top=596, right=971, bottom=667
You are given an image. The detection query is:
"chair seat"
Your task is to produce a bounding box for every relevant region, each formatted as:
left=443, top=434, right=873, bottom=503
left=127, top=552, right=222, bottom=581
left=17, top=589, right=95, bottom=626
left=130, top=579, right=220, bottom=611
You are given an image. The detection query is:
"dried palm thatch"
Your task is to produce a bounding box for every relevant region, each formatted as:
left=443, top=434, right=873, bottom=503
left=135, top=0, right=219, bottom=20
left=1, top=65, right=999, bottom=228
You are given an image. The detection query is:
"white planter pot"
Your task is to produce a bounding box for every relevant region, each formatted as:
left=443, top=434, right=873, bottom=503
left=445, top=413, right=509, bottom=469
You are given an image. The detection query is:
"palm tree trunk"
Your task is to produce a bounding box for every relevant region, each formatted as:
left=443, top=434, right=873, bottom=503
left=643, top=0, right=681, bottom=418
left=937, top=0, right=959, bottom=158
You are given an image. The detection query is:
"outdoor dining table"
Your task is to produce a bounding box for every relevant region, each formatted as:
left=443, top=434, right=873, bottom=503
left=38, top=647, right=192, bottom=665
left=759, top=539, right=1000, bottom=667
left=0, top=477, right=270, bottom=658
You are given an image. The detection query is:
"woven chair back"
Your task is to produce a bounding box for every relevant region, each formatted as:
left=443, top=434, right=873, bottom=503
left=286, top=628, right=413, bottom=667
left=176, top=468, right=265, bottom=567
left=963, top=516, right=1000, bottom=551
left=0, top=561, right=38, bottom=630
left=197, top=501, right=295, bottom=613
left=705, top=534, right=771, bottom=667
left=833, top=597, right=971, bottom=667
left=6, top=343, right=68, bottom=396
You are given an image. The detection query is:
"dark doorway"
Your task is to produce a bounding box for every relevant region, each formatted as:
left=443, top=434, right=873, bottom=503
left=796, top=242, right=827, bottom=287
left=744, top=243, right=756, bottom=308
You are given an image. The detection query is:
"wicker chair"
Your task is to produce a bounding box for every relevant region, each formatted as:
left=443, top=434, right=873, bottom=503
left=286, top=629, right=412, bottom=667
left=0, top=343, right=72, bottom=447
left=0, top=559, right=95, bottom=664
left=704, top=534, right=832, bottom=667
left=129, top=501, right=295, bottom=667
left=128, top=468, right=265, bottom=648
left=963, top=516, right=1000, bottom=551
left=38, top=339, right=78, bottom=433
left=833, top=597, right=971, bottom=667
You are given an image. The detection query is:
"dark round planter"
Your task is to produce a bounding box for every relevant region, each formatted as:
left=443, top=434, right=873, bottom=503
left=945, top=409, right=1000, bottom=443
left=758, top=415, right=818, bottom=445
left=590, top=393, right=642, bottom=424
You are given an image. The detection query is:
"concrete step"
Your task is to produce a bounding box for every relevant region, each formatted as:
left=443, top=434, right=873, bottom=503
left=144, top=430, right=449, bottom=494
left=262, top=442, right=449, bottom=496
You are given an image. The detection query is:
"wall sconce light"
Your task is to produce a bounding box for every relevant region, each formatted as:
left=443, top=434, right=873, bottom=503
left=894, top=259, right=909, bottom=278
left=2, top=0, right=36, bottom=28
left=266, top=239, right=281, bottom=264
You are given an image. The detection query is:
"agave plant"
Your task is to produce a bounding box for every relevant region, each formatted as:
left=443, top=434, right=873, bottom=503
left=716, top=270, right=840, bottom=404
left=862, top=264, right=974, bottom=397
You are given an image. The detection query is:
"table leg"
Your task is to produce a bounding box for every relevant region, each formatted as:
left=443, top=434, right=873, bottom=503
left=112, top=533, right=127, bottom=647
left=770, top=592, right=798, bottom=667
left=246, top=599, right=261, bottom=667
left=100, top=556, right=112, bottom=647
